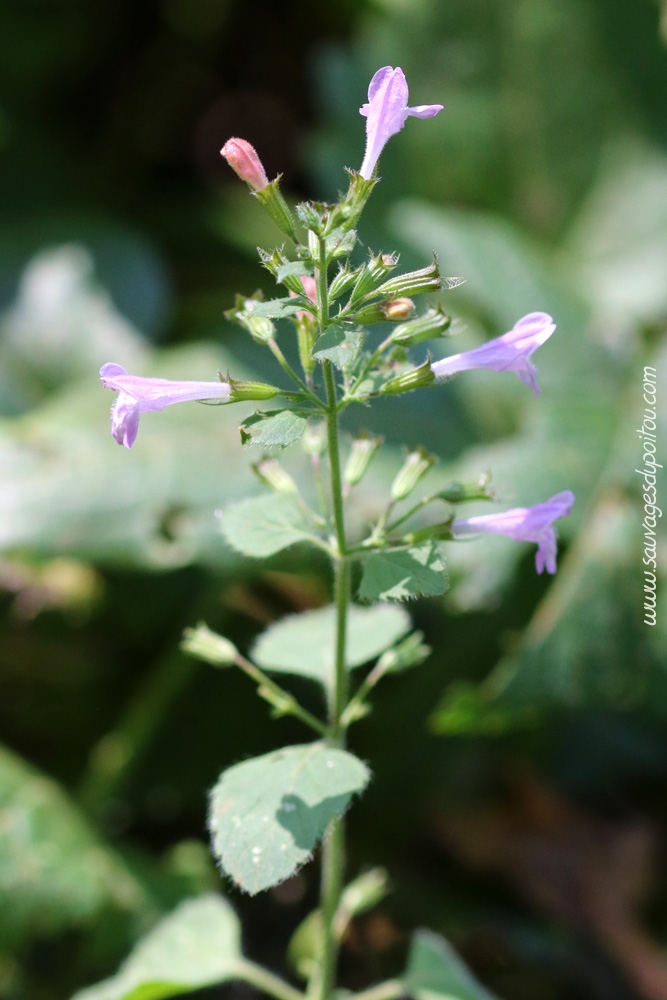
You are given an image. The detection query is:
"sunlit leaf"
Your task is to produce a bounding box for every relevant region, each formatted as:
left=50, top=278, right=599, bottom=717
left=404, top=929, right=497, bottom=1000
left=209, top=744, right=370, bottom=894
left=359, top=544, right=448, bottom=602
left=218, top=493, right=316, bottom=557
left=239, top=409, right=307, bottom=448
left=251, top=603, right=411, bottom=683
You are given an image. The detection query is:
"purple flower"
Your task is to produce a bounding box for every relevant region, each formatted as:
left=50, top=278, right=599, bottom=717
left=100, top=362, right=231, bottom=448
left=359, top=66, right=444, bottom=180
left=452, top=490, right=575, bottom=574
left=431, top=312, right=556, bottom=396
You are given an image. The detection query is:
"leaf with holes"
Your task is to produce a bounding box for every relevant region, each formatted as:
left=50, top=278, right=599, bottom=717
left=209, top=743, right=370, bottom=894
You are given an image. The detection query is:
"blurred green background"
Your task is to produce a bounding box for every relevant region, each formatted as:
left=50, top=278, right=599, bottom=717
left=1, top=0, right=667, bottom=997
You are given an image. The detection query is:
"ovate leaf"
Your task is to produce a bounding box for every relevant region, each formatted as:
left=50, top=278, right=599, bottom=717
left=359, top=544, right=448, bottom=602
left=313, top=325, right=363, bottom=369
left=71, top=895, right=241, bottom=1000
left=209, top=743, right=370, bottom=894
left=404, top=929, right=497, bottom=1000
left=219, top=494, right=315, bottom=557
left=239, top=410, right=307, bottom=448
left=251, top=603, right=411, bottom=683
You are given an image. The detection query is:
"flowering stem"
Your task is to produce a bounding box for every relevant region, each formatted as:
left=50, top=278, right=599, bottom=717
left=268, top=339, right=326, bottom=407
left=314, top=236, right=350, bottom=1000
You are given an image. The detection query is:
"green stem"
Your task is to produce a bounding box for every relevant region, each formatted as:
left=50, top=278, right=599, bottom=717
left=235, top=654, right=327, bottom=736
left=314, top=235, right=351, bottom=1000
left=235, top=959, right=306, bottom=1000
left=269, top=339, right=325, bottom=407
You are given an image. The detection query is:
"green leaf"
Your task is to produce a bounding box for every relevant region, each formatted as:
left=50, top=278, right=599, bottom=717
left=276, top=261, right=312, bottom=282
left=246, top=296, right=305, bottom=319
left=358, top=544, right=448, bottom=602
left=0, top=744, right=147, bottom=949
left=209, top=743, right=370, bottom=894
left=251, top=603, right=411, bottom=683
left=404, top=929, right=497, bottom=1000
left=71, top=895, right=241, bottom=1000
left=313, top=325, right=363, bottom=369
left=239, top=409, right=307, bottom=448
left=218, top=494, right=315, bottom=557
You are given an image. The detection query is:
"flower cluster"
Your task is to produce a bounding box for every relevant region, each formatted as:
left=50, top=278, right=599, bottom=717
left=99, top=66, right=574, bottom=574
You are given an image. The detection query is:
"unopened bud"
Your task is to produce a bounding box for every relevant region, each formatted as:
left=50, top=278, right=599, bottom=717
left=229, top=379, right=281, bottom=402
left=329, top=264, right=358, bottom=301
left=225, top=294, right=275, bottom=344
left=375, top=631, right=431, bottom=674
left=349, top=253, right=399, bottom=307
left=354, top=297, right=415, bottom=325
left=372, top=258, right=441, bottom=299
left=391, top=446, right=437, bottom=501
left=437, top=474, right=494, bottom=504
left=221, top=138, right=269, bottom=191
left=344, top=433, right=383, bottom=487
left=381, top=359, right=435, bottom=396
left=339, top=868, right=390, bottom=918
left=390, top=306, right=451, bottom=346
left=302, top=419, right=327, bottom=457
left=182, top=623, right=237, bottom=667
left=252, top=458, right=298, bottom=494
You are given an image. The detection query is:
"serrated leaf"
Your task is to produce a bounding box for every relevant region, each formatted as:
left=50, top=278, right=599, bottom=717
left=245, top=297, right=305, bottom=319
left=71, top=895, right=241, bottom=1000
left=276, top=261, right=312, bottom=282
left=358, top=544, right=448, bottom=602
left=209, top=744, right=370, bottom=894
left=239, top=410, right=307, bottom=448
left=252, top=603, right=411, bottom=683
left=218, top=494, right=315, bottom=557
left=313, top=325, right=363, bottom=369
left=404, top=929, right=497, bottom=1000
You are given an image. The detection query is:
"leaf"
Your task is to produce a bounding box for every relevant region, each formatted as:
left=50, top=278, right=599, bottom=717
left=239, top=410, right=307, bottom=448
left=209, top=743, right=370, bottom=894
left=0, top=744, right=147, bottom=949
left=71, top=895, right=241, bottom=1000
left=251, top=603, right=411, bottom=683
left=218, top=494, right=315, bottom=557
left=244, top=296, right=305, bottom=319
left=313, top=325, right=363, bottom=369
left=276, top=261, right=312, bottom=282
left=404, top=929, right=497, bottom=1000
left=358, top=544, right=448, bottom=602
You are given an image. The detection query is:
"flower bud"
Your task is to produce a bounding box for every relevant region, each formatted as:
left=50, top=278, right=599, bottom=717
left=182, top=623, right=237, bottom=667
left=371, top=258, right=441, bottom=299
left=339, top=868, right=390, bottom=918
left=302, top=419, right=327, bottom=457
left=437, top=474, right=494, bottom=504
left=349, top=253, right=398, bottom=307
left=329, top=264, right=358, bottom=301
left=375, top=631, right=431, bottom=673
left=229, top=379, right=281, bottom=402
left=252, top=458, right=298, bottom=494
left=380, top=359, right=436, bottom=396
left=354, top=297, right=415, bottom=325
left=344, top=433, right=383, bottom=487
left=221, top=138, right=269, bottom=191
left=390, top=306, right=451, bottom=346
left=391, top=446, right=437, bottom=501
left=225, top=294, right=275, bottom=344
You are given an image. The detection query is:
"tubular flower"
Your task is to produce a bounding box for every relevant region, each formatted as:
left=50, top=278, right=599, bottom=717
left=430, top=312, right=556, bottom=396
left=359, top=66, right=444, bottom=180
left=220, top=138, right=269, bottom=191
left=452, top=490, right=575, bottom=574
left=100, top=363, right=231, bottom=448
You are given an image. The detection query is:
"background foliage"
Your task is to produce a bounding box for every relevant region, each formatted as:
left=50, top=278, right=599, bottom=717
left=1, top=0, right=666, bottom=997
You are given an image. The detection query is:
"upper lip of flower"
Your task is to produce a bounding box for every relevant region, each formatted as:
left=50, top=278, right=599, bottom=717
left=359, top=66, right=444, bottom=180
left=452, top=490, right=575, bottom=574
left=100, top=363, right=231, bottom=448
left=430, top=311, right=556, bottom=396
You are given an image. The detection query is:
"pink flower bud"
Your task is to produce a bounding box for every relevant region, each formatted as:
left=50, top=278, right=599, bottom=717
left=220, top=138, right=269, bottom=191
